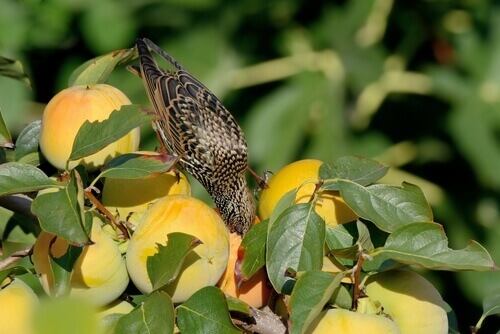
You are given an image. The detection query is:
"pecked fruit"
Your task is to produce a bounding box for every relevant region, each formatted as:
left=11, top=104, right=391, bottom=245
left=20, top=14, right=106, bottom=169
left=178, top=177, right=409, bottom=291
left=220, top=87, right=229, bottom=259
left=258, top=159, right=358, bottom=227
left=0, top=278, right=39, bottom=334
left=33, top=216, right=129, bottom=307
left=364, top=270, right=448, bottom=334
left=39, top=84, right=140, bottom=171
left=125, top=194, right=230, bottom=303
left=217, top=231, right=271, bottom=308
left=307, top=308, right=401, bottom=333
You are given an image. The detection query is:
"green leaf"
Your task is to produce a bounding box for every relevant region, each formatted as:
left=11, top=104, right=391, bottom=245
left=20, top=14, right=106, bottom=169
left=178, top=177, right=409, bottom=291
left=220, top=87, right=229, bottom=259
left=474, top=288, right=500, bottom=330
left=147, top=232, right=201, bottom=290
left=0, top=109, right=13, bottom=149
left=328, top=220, right=373, bottom=260
left=0, top=55, right=31, bottom=87
left=267, top=188, right=297, bottom=231
left=177, top=286, right=240, bottom=334
left=267, top=203, right=325, bottom=293
left=338, top=180, right=433, bottom=232
left=325, top=221, right=357, bottom=251
left=101, top=314, right=124, bottom=334
left=33, top=297, right=99, bottom=334
left=49, top=241, right=83, bottom=297
left=289, top=271, right=343, bottom=334
left=319, top=156, right=388, bottom=190
left=329, top=284, right=353, bottom=309
left=238, top=219, right=268, bottom=281
left=14, top=120, right=41, bottom=164
left=376, top=222, right=498, bottom=271
left=114, top=290, right=175, bottom=334
left=0, top=162, right=61, bottom=196
left=31, top=169, right=91, bottom=246
left=100, top=152, right=177, bottom=179
left=225, top=295, right=252, bottom=316
left=69, top=47, right=137, bottom=86
left=482, top=288, right=500, bottom=317
left=0, top=266, right=32, bottom=287
left=69, top=104, right=153, bottom=161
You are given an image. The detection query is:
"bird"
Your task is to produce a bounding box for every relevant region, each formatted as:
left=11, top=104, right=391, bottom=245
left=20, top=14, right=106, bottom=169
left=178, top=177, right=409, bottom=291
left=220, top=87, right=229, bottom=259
left=128, top=38, right=255, bottom=235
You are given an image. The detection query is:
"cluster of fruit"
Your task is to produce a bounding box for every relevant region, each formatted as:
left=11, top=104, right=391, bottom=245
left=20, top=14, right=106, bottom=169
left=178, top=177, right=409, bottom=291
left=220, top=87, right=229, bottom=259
left=0, top=83, right=450, bottom=333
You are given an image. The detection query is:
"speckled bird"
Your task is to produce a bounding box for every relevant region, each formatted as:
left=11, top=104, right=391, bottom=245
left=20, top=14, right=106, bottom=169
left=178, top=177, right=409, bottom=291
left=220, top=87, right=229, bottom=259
left=129, top=38, right=255, bottom=235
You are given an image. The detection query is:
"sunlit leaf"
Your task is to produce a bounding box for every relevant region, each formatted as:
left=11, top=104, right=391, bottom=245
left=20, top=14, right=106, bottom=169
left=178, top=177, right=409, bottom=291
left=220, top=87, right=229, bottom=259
left=31, top=170, right=91, bottom=246
left=0, top=162, right=61, bottom=196
left=69, top=47, right=137, bottom=86
left=267, top=188, right=297, bottom=231
left=319, top=156, right=388, bottom=190
left=100, top=314, right=124, bottom=334
left=0, top=55, right=31, bottom=87
left=238, top=219, right=268, bottom=281
left=177, top=286, right=239, bottom=333
left=100, top=152, right=177, bottom=179
left=147, top=232, right=201, bottom=290
left=338, top=180, right=433, bottom=232
left=376, top=222, right=498, bottom=271
left=69, top=105, right=152, bottom=161
left=267, top=203, right=325, bottom=293
left=289, top=271, right=343, bottom=334
left=115, top=291, right=175, bottom=334
left=14, top=120, right=41, bottom=164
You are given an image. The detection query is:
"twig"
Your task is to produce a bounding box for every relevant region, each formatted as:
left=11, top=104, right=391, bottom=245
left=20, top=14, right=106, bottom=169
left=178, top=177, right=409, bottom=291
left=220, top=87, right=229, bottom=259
left=0, top=245, right=33, bottom=271
left=84, top=189, right=129, bottom=239
left=352, top=243, right=367, bottom=311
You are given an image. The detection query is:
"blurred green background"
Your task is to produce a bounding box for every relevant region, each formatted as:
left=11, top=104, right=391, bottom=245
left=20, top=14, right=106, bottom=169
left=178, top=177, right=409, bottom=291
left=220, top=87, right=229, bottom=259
left=1, top=0, right=499, bottom=331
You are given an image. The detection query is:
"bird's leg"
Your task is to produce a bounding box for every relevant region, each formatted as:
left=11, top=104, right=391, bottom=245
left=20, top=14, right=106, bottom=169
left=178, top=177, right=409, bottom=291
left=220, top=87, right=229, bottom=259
left=247, top=167, right=273, bottom=196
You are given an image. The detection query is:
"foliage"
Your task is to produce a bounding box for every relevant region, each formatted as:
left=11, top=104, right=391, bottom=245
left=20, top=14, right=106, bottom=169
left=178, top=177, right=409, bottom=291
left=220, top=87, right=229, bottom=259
left=0, top=0, right=499, bottom=332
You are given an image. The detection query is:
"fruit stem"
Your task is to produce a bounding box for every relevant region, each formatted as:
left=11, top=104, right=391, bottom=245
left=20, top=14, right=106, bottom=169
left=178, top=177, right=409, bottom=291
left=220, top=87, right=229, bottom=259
left=309, top=180, right=324, bottom=203
left=352, top=242, right=366, bottom=311
left=84, top=188, right=130, bottom=239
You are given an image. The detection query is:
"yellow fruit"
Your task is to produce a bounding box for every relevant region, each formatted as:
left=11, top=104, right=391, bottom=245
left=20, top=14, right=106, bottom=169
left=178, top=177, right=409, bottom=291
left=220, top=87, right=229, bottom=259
left=40, top=84, right=140, bottom=171
left=258, top=159, right=358, bottom=227
left=364, top=270, right=448, bottom=334
left=33, top=217, right=129, bottom=307
left=307, top=308, right=401, bottom=333
left=217, top=232, right=272, bottom=308
left=97, top=299, right=135, bottom=334
left=0, top=278, right=38, bottom=334
left=102, top=153, right=191, bottom=224
left=97, top=299, right=134, bottom=317
left=126, top=195, right=229, bottom=303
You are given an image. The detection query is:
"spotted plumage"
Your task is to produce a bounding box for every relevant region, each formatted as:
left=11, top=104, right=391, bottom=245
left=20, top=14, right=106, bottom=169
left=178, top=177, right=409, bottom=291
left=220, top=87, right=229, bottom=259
left=130, top=38, right=255, bottom=235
